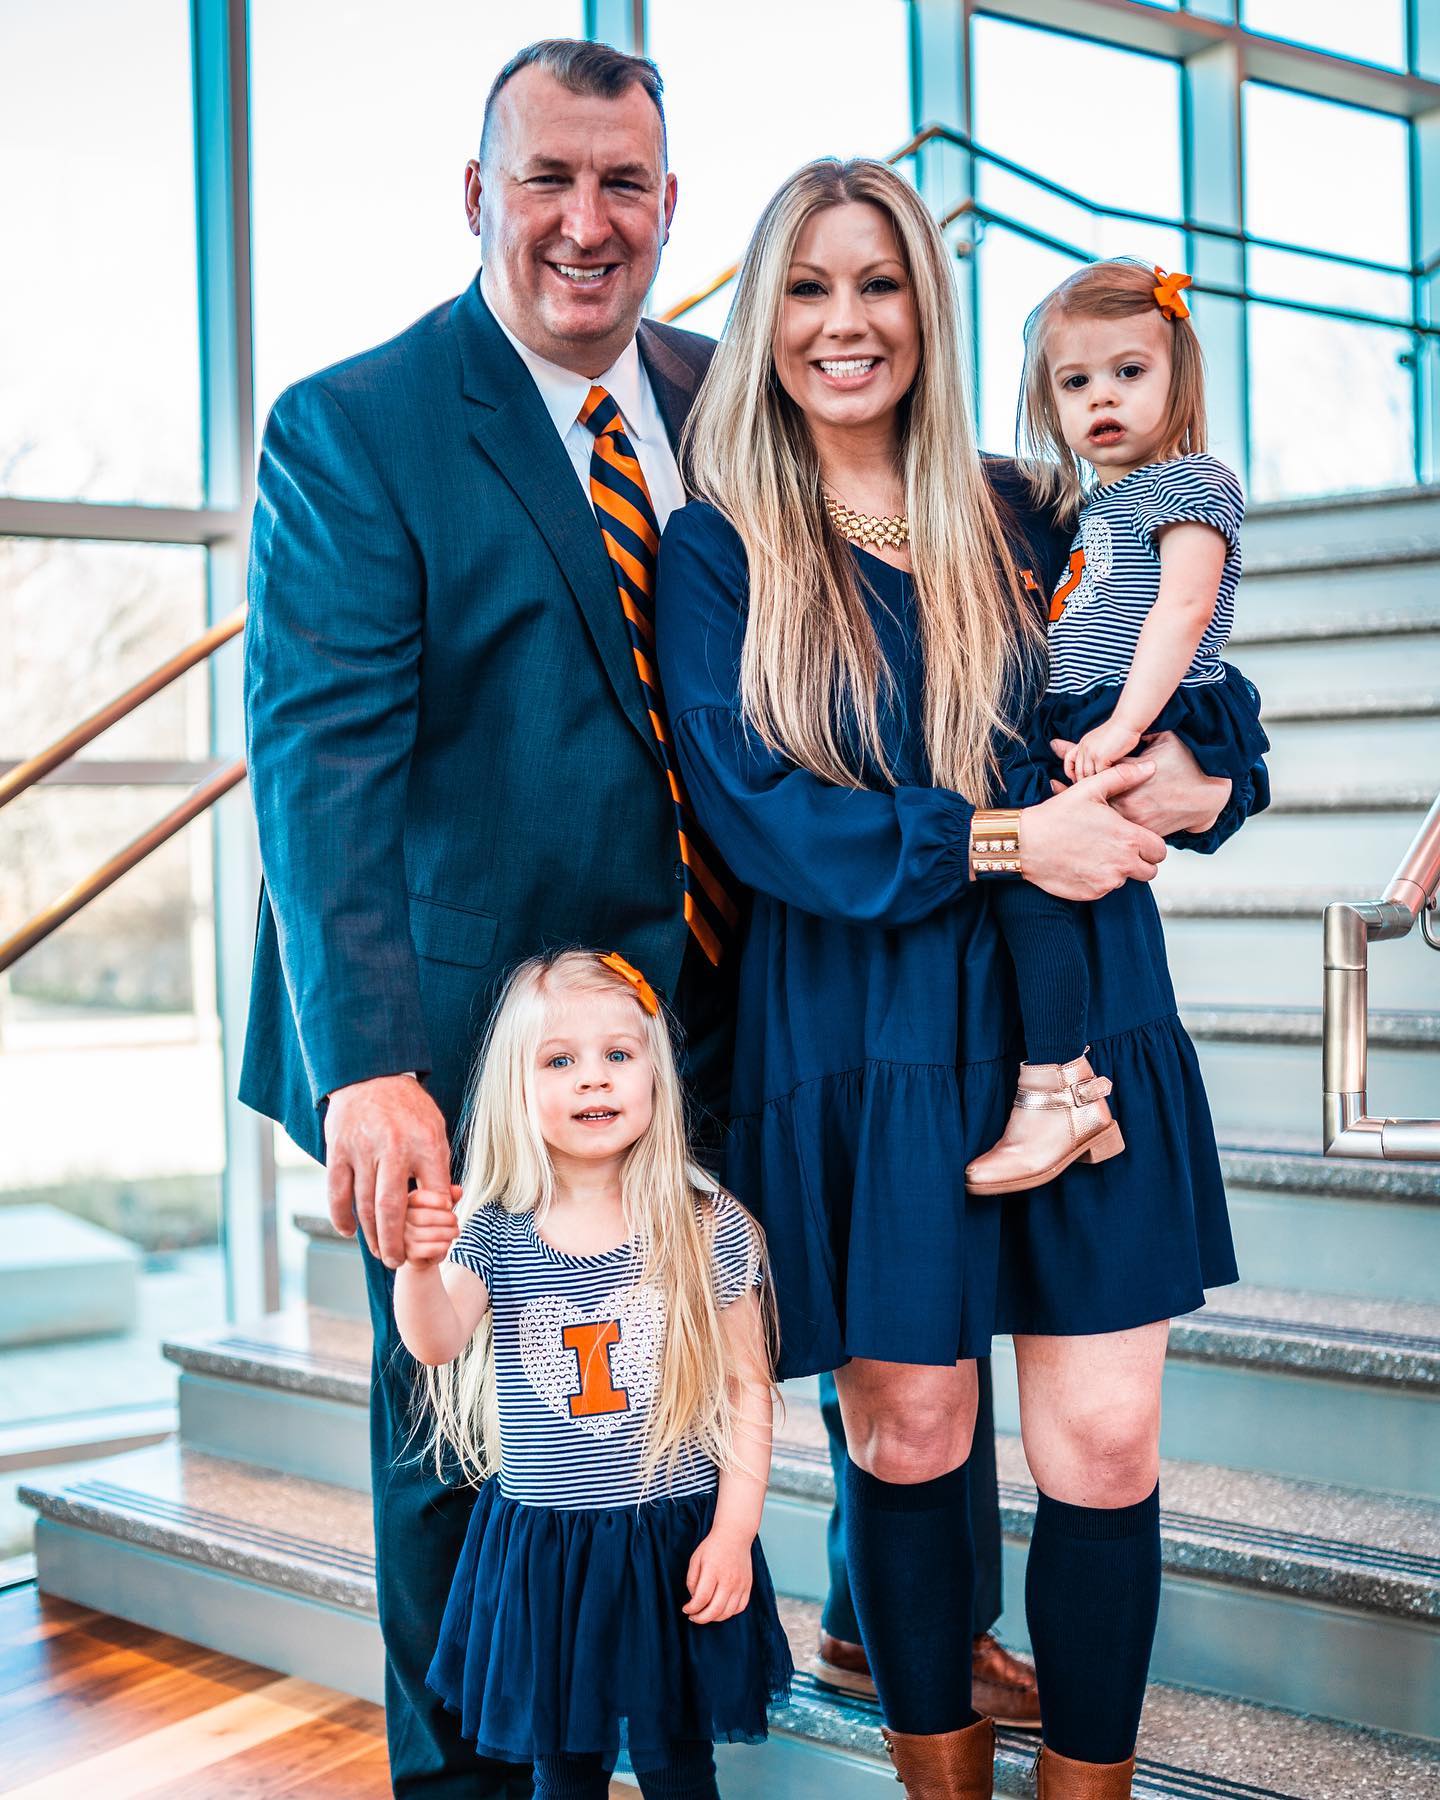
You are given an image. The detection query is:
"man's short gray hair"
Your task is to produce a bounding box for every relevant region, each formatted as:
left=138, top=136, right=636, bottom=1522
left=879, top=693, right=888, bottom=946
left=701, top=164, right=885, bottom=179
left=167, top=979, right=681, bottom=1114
left=479, top=38, right=667, bottom=166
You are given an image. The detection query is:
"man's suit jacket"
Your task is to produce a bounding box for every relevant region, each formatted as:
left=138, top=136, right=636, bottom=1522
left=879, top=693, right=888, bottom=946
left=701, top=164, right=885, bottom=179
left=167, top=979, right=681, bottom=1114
left=240, top=277, right=717, bottom=1161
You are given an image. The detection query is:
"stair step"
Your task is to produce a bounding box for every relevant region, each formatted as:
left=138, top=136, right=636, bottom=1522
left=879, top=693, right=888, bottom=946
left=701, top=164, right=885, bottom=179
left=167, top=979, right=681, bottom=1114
left=1262, top=709, right=1440, bottom=790
left=1160, top=899, right=1436, bottom=1015
left=1217, top=1139, right=1440, bottom=1306
left=1266, top=780, right=1437, bottom=815
left=763, top=1405, right=1440, bottom=1738
left=1156, top=805, right=1428, bottom=894
left=770, top=1400, right=1439, bottom=1623
left=19, top=1443, right=1440, bottom=1785
left=1184, top=1003, right=1437, bottom=1142
left=297, top=1211, right=368, bottom=1320
left=994, top=1282, right=1440, bottom=1500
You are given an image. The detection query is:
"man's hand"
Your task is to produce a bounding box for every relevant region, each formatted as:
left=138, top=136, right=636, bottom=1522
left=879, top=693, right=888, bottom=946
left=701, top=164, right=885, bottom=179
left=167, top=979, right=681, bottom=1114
left=1051, top=730, right=1231, bottom=838
left=324, top=1075, right=452, bottom=1270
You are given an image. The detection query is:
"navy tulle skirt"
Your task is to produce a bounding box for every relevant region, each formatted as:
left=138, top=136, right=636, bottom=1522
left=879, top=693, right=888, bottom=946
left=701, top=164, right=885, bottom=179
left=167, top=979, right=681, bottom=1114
left=426, top=1480, right=794, bottom=1771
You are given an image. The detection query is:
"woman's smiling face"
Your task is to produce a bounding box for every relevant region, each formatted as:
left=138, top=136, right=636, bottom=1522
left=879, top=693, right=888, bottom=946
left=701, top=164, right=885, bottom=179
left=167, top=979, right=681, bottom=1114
left=772, top=200, right=921, bottom=439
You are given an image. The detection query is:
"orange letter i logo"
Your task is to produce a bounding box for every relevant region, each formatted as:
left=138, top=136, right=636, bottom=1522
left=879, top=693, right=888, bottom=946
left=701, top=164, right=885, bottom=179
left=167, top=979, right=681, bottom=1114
left=562, top=1319, right=630, bottom=1418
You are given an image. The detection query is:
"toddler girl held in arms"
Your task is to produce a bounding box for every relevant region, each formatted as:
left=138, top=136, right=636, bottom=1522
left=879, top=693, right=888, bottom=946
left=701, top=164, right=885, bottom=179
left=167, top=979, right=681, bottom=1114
left=394, top=950, right=792, bottom=1800
left=966, top=259, right=1268, bottom=1197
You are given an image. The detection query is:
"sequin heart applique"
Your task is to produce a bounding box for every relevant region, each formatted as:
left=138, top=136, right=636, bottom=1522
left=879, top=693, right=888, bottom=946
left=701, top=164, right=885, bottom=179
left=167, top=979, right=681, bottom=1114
left=518, top=1286, right=666, bottom=1440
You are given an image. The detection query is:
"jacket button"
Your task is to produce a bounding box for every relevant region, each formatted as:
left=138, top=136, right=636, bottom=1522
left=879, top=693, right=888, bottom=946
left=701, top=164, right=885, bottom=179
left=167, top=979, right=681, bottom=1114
left=673, top=861, right=686, bottom=882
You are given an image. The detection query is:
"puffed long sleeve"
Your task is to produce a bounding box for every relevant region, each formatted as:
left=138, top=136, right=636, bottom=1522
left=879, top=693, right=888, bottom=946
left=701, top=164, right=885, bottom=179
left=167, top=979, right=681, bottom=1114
left=655, top=503, right=975, bottom=927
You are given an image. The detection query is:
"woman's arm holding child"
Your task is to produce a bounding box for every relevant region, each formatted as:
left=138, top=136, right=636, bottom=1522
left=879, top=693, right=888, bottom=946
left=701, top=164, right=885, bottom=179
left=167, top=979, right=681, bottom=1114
left=1065, top=521, right=1228, bottom=781
left=393, top=1190, right=490, bottom=1365
left=684, top=1288, right=773, bottom=1625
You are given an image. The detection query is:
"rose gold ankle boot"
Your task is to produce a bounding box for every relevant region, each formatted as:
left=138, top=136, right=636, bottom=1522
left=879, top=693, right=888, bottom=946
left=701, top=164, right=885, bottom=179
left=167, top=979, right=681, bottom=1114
left=880, top=1715, right=994, bottom=1798
left=964, top=1051, right=1123, bottom=1196
left=1035, top=1744, right=1136, bottom=1798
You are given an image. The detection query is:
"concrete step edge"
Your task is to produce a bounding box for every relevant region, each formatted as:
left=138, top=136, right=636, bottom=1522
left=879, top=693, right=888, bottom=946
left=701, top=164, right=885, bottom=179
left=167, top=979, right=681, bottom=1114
left=23, top=1443, right=1439, bottom=1798
left=1232, top=610, right=1440, bottom=649
left=1159, top=886, right=1357, bottom=919
left=1265, top=784, right=1434, bottom=815
left=1243, top=540, right=1440, bottom=579
left=769, top=1413, right=1439, bottom=1623
left=1216, top=1139, right=1440, bottom=1203
left=1260, top=691, right=1440, bottom=723
left=1180, top=1003, right=1440, bottom=1049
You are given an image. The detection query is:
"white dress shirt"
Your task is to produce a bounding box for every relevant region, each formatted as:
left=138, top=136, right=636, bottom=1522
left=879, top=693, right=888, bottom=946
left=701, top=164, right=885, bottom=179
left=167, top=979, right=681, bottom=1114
left=485, top=282, right=686, bottom=530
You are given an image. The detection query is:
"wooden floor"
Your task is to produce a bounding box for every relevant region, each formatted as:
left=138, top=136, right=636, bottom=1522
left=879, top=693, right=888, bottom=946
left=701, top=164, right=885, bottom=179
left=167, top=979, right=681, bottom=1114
left=0, top=1583, right=632, bottom=1797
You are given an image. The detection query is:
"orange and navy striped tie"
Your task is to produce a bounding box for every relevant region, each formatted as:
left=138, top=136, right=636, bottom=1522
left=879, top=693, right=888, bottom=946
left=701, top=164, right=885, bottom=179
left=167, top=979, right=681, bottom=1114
left=579, top=384, right=739, bottom=965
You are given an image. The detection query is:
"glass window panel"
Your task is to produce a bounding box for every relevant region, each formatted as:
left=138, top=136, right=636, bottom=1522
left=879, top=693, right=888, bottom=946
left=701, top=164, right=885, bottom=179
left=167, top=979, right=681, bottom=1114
left=971, top=19, right=1182, bottom=228
left=1241, top=0, right=1407, bottom=70
left=249, top=0, right=582, bottom=425
left=647, top=0, right=912, bottom=334
left=970, top=20, right=1182, bottom=456
left=0, top=797, right=224, bottom=1451
left=0, top=540, right=210, bottom=763
left=1243, top=84, right=1410, bottom=269
left=1246, top=248, right=1412, bottom=324
left=1247, top=304, right=1415, bottom=500
left=0, top=0, right=202, bottom=506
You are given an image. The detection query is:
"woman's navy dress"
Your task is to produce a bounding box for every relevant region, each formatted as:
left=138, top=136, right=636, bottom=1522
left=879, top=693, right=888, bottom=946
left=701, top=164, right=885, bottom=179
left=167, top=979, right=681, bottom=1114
left=655, top=468, right=1263, bottom=1379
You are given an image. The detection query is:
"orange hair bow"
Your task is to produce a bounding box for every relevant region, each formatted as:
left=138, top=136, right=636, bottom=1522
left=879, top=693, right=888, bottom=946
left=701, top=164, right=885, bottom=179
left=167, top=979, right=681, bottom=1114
left=596, top=951, right=660, bottom=1016
left=1153, top=267, right=1192, bottom=322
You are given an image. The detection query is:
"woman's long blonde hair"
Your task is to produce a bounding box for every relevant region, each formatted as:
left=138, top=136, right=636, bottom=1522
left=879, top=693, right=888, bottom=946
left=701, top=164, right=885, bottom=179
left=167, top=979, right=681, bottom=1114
left=1018, top=257, right=1209, bottom=519
left=683, top=157, right=1041, bottom=806
left=420, top=951, right=777, bottom=1489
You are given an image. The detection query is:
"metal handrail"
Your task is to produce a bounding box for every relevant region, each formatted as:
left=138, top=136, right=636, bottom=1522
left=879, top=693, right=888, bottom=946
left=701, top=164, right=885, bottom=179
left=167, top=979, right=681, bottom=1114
left=0, top=606, right=249, bottom=972
left=0, top=606, right=247, bottom=811
left=0, top=760, right=247, bottom=975
left=660, top=120, right=1436, bottom=337
left=1322, top=792, right=1440, bottom=1163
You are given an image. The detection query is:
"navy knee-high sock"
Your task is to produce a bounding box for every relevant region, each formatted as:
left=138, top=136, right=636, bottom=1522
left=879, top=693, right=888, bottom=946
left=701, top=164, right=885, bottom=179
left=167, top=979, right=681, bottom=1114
left=844, top=1456, right=977, bottom=1735
left=1024, top=1484, right=1161, bottom=1764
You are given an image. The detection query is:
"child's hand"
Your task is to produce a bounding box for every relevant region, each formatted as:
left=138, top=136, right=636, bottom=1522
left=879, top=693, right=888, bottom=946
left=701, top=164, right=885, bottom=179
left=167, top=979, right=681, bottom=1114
left=683, top=1525, right=753, bottom=1624
left=1065, top=719, right=1143, bottom=783
left=402, top=1184, right=462, bottom=1268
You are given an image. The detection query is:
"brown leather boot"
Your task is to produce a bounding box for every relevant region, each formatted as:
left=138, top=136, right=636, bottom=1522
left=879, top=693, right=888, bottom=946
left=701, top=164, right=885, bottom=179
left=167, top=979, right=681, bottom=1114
left=971, top=1632, right=1040, bottom=1729
left=880, top=1715, right=994, bottom=1798
left=965, top=1051, right=1123, bottom=1196
left=1035, top=1744, right=1136, bottom=1797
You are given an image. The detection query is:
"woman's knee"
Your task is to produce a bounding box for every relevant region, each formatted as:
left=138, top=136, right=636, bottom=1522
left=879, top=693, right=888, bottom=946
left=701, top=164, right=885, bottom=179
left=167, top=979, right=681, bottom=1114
left=837, top=1364, right=979, bottom=1484
left=1023, top=1399, right=1160, bottom=1507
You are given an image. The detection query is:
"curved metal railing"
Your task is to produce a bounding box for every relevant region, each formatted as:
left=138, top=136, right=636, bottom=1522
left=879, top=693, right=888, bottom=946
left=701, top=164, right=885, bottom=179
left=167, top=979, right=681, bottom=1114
left=0, top=607, right=248, bottom=975
left=660, top=121, right=1438, bottom=349
left=1323, top=793, right=1440, bottom=1163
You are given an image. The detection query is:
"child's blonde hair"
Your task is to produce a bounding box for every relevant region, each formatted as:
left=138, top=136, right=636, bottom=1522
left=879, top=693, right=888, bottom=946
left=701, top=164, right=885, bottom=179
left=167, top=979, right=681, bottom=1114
left=1018, top=257, right=1209, bottom=520
left=419, top=950, right=778, bottom=1489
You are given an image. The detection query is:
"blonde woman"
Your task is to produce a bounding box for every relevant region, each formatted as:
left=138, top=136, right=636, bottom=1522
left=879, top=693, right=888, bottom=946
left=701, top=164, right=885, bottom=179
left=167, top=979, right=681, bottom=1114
left=654, top=161, right=1266, bottom=1800
left=394, top=950, right=792, bottom=1800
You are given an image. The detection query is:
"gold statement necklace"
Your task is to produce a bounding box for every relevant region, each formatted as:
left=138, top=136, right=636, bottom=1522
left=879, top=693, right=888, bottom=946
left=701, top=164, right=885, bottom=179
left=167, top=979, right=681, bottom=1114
left=824, top=491, right=910, bottom=551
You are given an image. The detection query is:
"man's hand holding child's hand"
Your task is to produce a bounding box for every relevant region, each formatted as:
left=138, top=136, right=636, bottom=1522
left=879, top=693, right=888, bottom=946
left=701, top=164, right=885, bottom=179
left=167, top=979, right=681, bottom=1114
left=402, top=1184, right=463, bottom=1268
left=684, top=1526, right=754, bottom=1624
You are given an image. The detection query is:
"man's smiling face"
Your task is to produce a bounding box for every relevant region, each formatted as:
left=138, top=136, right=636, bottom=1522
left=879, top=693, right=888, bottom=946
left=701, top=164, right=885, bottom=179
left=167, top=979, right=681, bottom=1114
left=468, top=65, right=676, bottom=378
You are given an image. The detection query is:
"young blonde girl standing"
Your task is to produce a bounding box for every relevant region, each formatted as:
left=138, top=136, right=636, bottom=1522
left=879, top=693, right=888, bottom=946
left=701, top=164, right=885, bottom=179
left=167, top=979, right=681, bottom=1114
left=394, top=950, right=792, bottom=1799
left=966, top=258, right=1269, bottom=1197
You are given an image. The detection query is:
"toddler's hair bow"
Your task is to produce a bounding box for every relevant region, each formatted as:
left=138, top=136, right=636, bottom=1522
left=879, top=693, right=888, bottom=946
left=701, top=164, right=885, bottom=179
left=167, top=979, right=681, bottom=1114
left=1153, top=267, right=1192, bottom=321
left=597, top=951, right=660, bottom=1016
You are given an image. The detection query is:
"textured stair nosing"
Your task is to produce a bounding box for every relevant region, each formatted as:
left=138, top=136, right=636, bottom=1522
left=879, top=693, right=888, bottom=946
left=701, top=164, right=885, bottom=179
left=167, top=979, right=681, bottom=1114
left=1181, top=1004, right=1440, bottom=1050
left=166, top=1332, right=370, bottom=1404
left=1242, top=539, right=1440, bottom=579
left=766, top=1439, right=1439, bottom=1626
left=1218, top=1141, right=1440, bottom=1203
left=1232, top=608, right=1440, bottom=648
left=1167, top=1307, right=1440, bottom=1391
left=19, top=1470, right=378, bottom=1613
left=1159, top=887, right=1358, bottom=919
left=1263, top=784, right=1436, bottom=815
left=1260, top=691, right=1440, bottom=724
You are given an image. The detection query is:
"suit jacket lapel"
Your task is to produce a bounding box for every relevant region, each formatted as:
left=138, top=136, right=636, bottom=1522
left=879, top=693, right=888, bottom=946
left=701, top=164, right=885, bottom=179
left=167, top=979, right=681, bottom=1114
left=452, top=280, right=660, bottom=759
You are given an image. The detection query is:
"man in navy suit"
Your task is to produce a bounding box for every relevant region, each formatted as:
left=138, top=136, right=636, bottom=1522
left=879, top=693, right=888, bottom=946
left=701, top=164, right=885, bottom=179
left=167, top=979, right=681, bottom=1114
left=241, top=41, right=731, bottom=1796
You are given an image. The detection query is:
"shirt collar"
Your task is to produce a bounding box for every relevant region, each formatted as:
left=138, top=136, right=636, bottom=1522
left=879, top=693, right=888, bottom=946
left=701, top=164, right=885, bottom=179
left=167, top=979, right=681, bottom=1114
left=484, top=279, right=651, bottom=444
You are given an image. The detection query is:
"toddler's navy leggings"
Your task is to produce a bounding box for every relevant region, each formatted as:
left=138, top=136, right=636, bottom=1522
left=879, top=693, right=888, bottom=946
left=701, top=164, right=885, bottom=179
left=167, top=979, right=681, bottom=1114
left=533, top=1741, right=718, bottom=1799
left=988, top=880, right=1090, bottom=1066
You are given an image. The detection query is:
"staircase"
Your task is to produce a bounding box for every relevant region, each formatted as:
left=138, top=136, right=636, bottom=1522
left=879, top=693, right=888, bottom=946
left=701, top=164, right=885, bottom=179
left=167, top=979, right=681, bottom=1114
left=20, top=485, right=1440, bottom=1796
